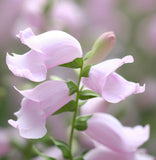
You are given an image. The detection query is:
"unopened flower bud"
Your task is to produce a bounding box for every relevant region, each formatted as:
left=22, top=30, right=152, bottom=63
left=84, top=32, right=116, bottom=66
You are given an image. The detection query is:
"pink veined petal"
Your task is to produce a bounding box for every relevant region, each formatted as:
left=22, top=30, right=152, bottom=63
left=9, top=98, right=47, bottom=139
left=17, top=28, right=83, bottom=68
left=102, top=72, right=145, bottom=103
left=81, top=97, right=108, bottom=115
left=84, top=113, right=149, bottom=153
left=6, top=50, right=47, bottom=82
left=84, top=146, right=135, bottom=160
left=83, top=55, right=134, bottom=95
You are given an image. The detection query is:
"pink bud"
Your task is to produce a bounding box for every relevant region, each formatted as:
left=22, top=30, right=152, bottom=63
left=84, top=32, right=116, bottom=66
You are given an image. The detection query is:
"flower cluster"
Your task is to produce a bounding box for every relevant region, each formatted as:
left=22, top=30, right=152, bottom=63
left=6, top=28, right=153, bottom=160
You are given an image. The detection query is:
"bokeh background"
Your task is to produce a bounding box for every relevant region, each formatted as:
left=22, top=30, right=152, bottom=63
left=0, top=0, right=156, bottom=159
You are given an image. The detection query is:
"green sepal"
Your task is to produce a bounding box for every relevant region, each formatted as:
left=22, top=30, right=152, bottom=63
left=50, top=138, right=71, bottom=159
left=81, top=65, right=91, bottom=77
left=75, top=115, right=92, bottom=131
left=60, top=58, right=83, bottom=68
left=79, top=90, right=100, bottom=100
left=52, top=100, right=76, bottom=115
left=66, top=81, right=78, bottom=96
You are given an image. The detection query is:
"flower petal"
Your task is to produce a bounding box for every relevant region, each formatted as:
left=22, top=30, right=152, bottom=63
left=84, top=113, right=149, bottom=153
left=9, top=98, right=47, bottom=139
left=6, top=50, right=47, bottom=82
left=102, top=72, right=145, bottom=103
left=17, top=28, right=83, bottom=68
left=15, top=80, right=71, bottom=101
left=83, top=55, right=134, bottom=95
left=81, top=97, right=108, bottom=115
left=15, top=80, right=73, bottom=117
left=84, top=146, right=135, bottom=160
left=83, top=55, right=145, bottom=103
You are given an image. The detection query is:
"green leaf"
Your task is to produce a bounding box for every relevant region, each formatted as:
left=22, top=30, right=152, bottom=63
left=53, top=100, right=76, bottom=115
left=78, top=101, right=87, bottom=107
left=60, top=58, right=83, bottom=68
left=66, top=81, right=78, bottom=96
left=79, top=90, right=100, bottom=100
left=50, top=138, right=71, bottom=159
left=81, top=65, right=91, bottom=77
left=75, top=115, right=92, bottom=131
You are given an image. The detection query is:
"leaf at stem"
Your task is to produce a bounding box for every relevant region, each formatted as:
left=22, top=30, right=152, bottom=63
left=75, top=115, right=92, bottom=131
left=50, top=137, right=71, bottom=159
left=66, top=81, right=78, bottom=96
left=60, top=58, right=83, bottom=68
left=79, top=90, right=100, bottom=100
left=81, top=65, right=91, bottom=77
left=52, top=100, right=76, bottom=115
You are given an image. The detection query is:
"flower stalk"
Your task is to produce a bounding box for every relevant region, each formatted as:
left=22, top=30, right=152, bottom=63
left=69, top=66, right=83, bottom=159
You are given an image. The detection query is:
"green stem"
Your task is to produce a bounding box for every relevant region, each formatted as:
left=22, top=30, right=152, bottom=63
left=69, top=67, right=83, bottom=159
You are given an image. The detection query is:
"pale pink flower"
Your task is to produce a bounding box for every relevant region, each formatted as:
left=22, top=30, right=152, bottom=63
left=0, top=0, right=23, bottom=48
left=84, top=146, right=135, bottom=160
left=127, top=0, right=156, bottom=14
left=0, top=129, right=11, bottom=157
left=8, top=80, right=73, bottom=139
left=6, top=28, right=82, bottom=82
left=85, top=0, right=130, bottom=42
left=84, top=146, right=155, bottom=160
left=84, top=113, right=149, bottom=153
left=81, top=97, right=108, bottom=115
left=83, top=55, right=145, bottom=103
left=136, top=15, right=156, bottom=55
left=52, top=0, right=84, bottom=36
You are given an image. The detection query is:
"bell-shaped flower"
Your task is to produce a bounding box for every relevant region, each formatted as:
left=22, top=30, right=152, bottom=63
left=84, top=113, right=149, bottom=153
left=83, top=55, right=145, bottom=103
left=8, top=80, right=73, bottom=139
left=6, top=28, right=82, bottom=82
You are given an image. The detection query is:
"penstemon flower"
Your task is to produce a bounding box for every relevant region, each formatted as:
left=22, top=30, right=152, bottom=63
left=84, top=113, right=149, bottom=153
left=6, top=28, right=82, bottom=82
left=83, top=55, right=145, bottom=103
left=6, top=28, right=153, bottom=160
left=8, top=80, right=73, bottom=139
